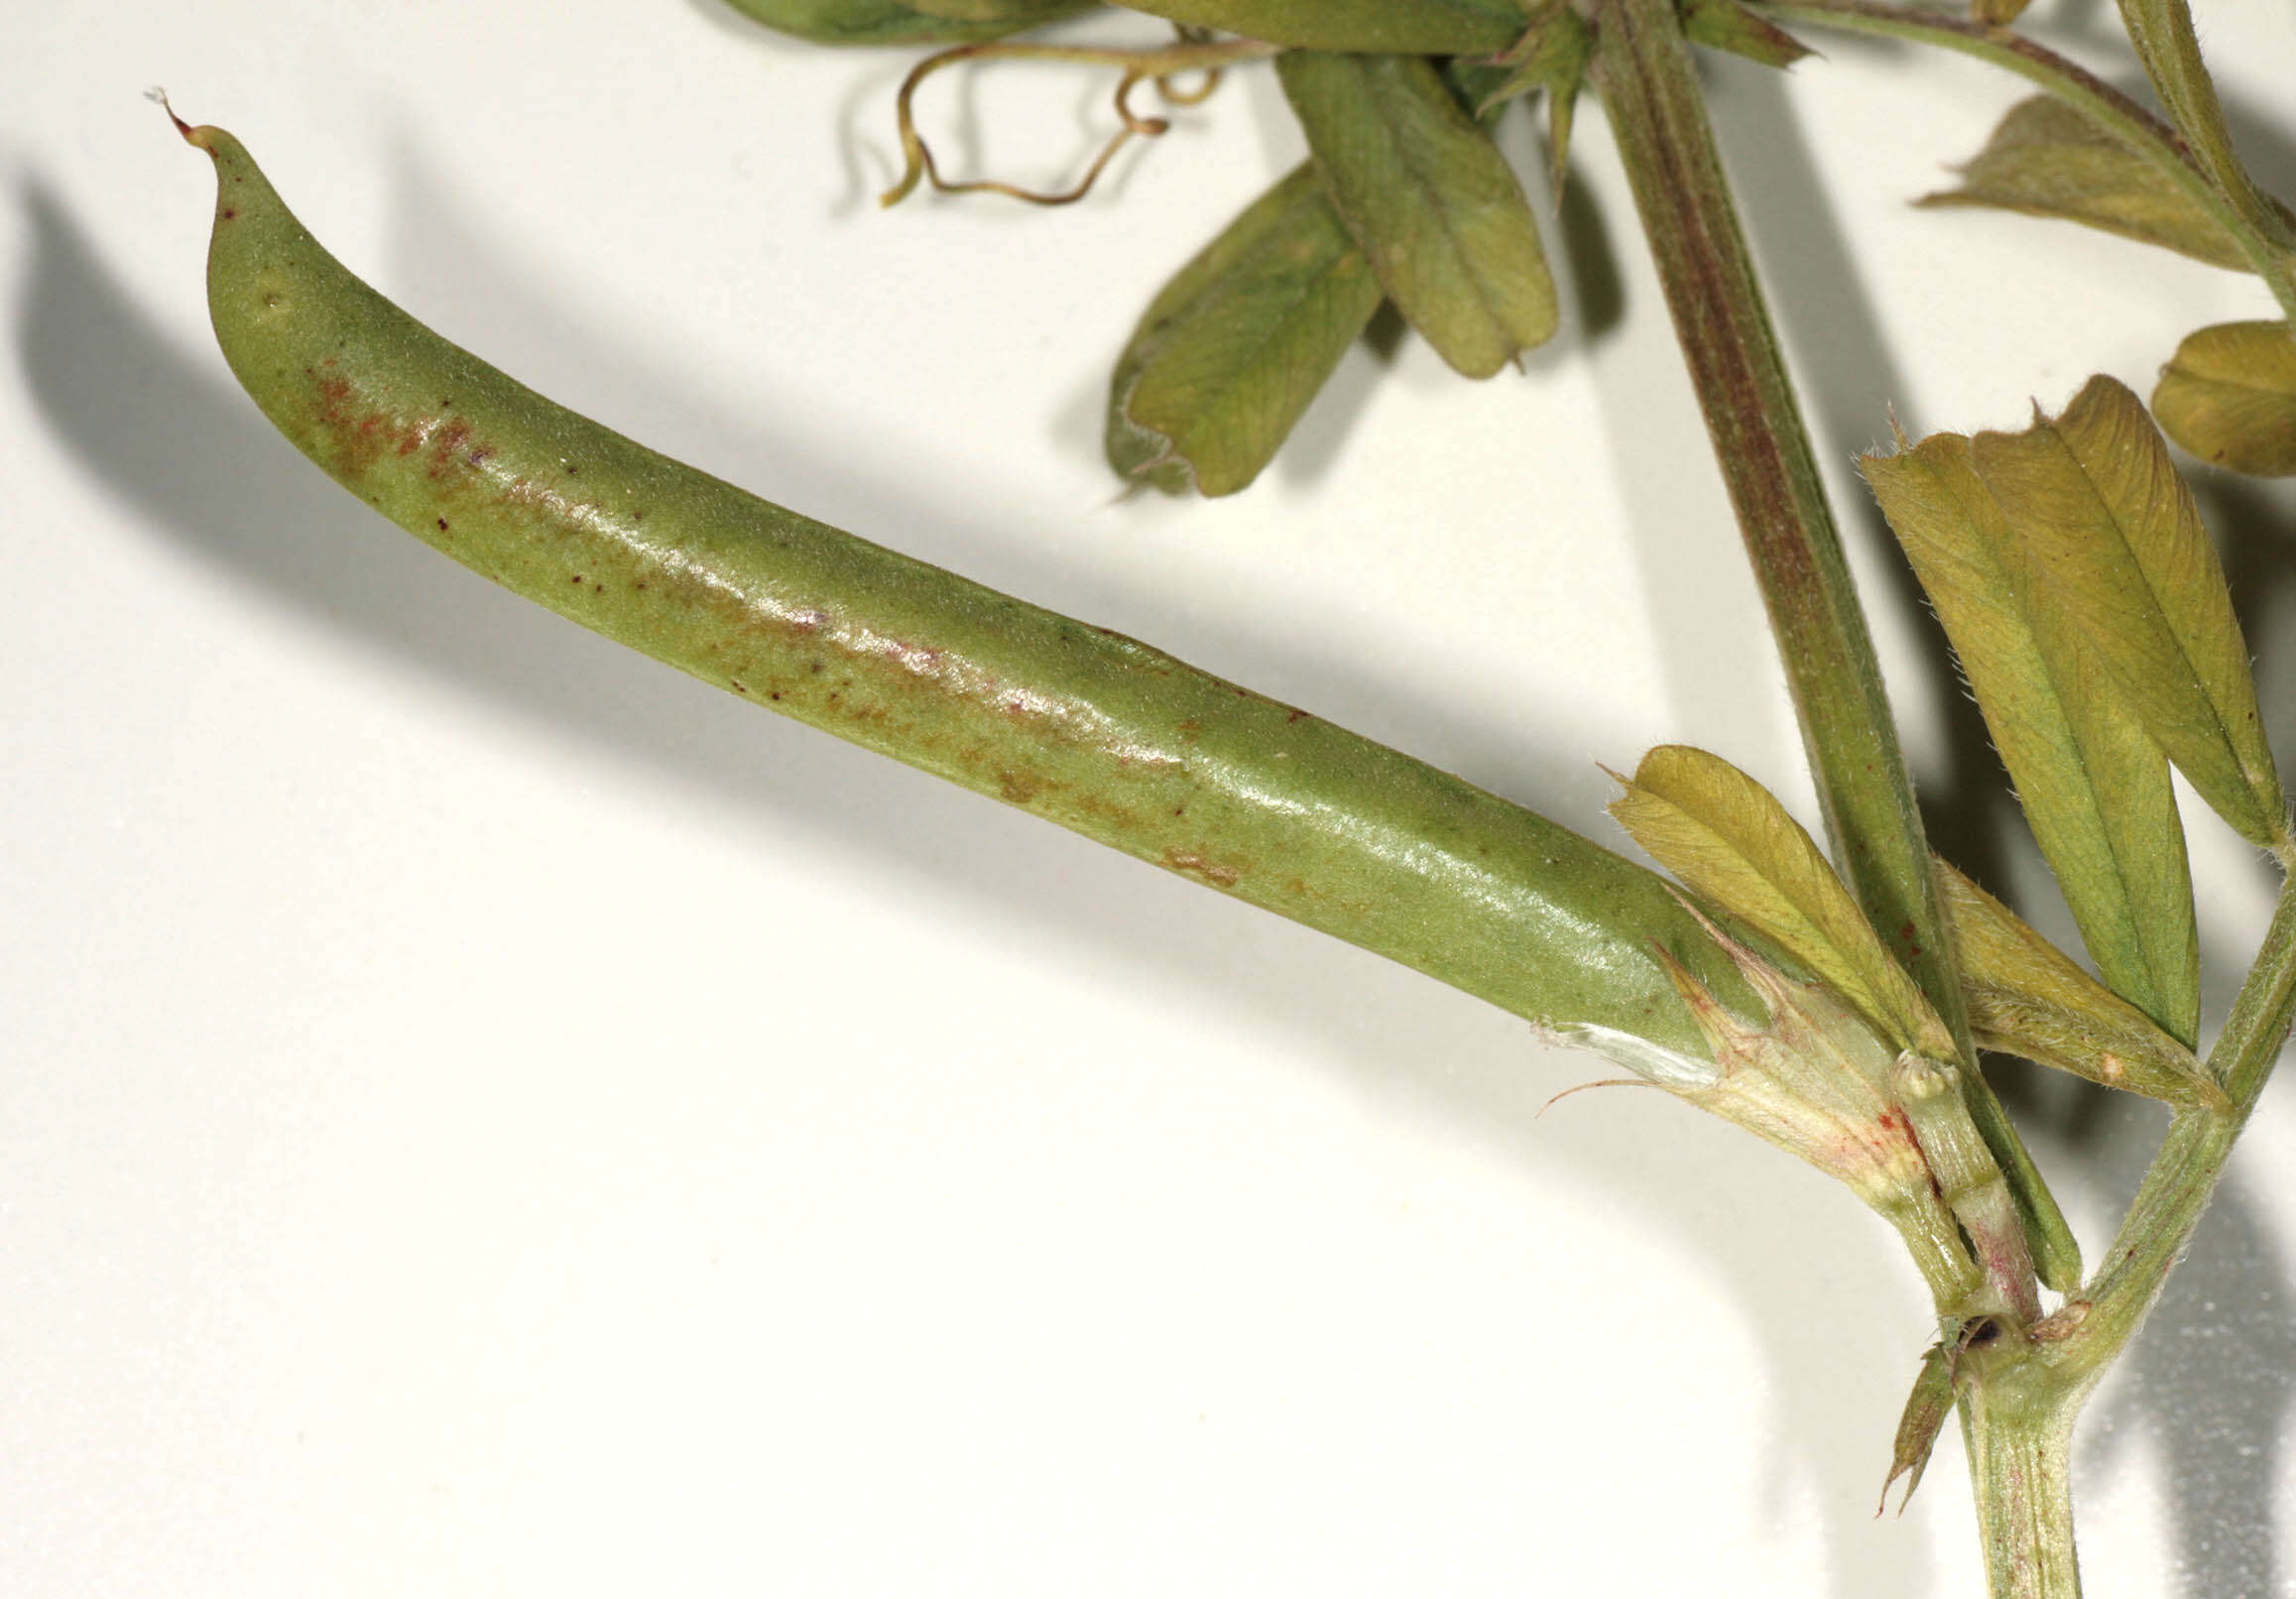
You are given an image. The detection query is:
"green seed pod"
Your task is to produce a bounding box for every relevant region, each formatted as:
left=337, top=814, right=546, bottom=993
left=179, top=119, right=1759, bottom=1064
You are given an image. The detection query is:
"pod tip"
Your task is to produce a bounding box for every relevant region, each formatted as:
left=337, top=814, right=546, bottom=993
left=147, top=86, right=192, bottom=140
left=148, top=87, right=219, bottom=152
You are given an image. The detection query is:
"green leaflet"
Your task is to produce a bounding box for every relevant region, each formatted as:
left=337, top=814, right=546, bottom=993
left=1938, top=862, right=2219, bottom=1106
left=1112, top=0, right=1526, bottom=54
left=1917, top=95, right=2253, bottom=272
left=1680, top=0, right=1811, bottom=69
left=1277, top=51, right=1557, bottom=380
left=1107, top=165, right=1384, bottom=496
left=1609, top=745, right=1956, bottom=1058
left=1972, top=377, right=2287, bottom=849
left=1863, top=431, right=2200, bottom=1044
left=2153, top=320, right=2296, bottom=476
left=720, top=0, right=1091, bottom=45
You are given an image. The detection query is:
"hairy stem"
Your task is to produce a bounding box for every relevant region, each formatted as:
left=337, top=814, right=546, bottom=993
left=2113, top=0, right=2296, bottom=259
left=1588, top=0, right=2075, bottom=1292
left=1946, top=877, right=2296, bottom=1597
left=2056, top=875, right=2296, bottom=1380
left=1586, top=0, right=1939, bottom=1037
left=1962, top=1360, right=2085, bottom=1599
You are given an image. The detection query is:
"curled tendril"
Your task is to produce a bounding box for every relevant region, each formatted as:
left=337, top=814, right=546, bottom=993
left=1147, top=22, right=1228, bottom=110
left=881, top=34, right=1279, bottom=209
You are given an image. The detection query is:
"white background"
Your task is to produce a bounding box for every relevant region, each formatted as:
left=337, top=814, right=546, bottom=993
left=10, top=2, right=2296, bottom=1593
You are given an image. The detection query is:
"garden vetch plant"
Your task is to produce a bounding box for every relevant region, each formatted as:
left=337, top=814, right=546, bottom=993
left=161, top=0, right=2296, bottom=1590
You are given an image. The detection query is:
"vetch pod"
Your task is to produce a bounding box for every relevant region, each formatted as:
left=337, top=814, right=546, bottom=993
left=176, top=114, right=1762, bottom=1068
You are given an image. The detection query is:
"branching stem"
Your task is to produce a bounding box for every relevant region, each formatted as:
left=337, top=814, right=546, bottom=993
left=1588, top=0, right=2075, bottom=1298
left=2049, top=875, right=2296, bottom=1383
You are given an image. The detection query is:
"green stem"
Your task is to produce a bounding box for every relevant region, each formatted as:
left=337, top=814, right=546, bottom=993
left=1953, top=876, right=2296, bottom=1597
left=1962, top=1359, right=2084, bottom=1599
left=1751, top=0, right=2296, bottom=317
left=1876, top=1189, right=1987, bottom=1312
left=2055, top=875, right=2296, bottom=1379
left=1585, top=0, right=1939, bottom=1027
left=2113, top=0, right=2296, bottom=257
left=1896, top=1053, right=2039, bottom=1320
left=1738, top=12, right=2296, bottom=1565
left=1588, top=0, right=2076, bottom=1292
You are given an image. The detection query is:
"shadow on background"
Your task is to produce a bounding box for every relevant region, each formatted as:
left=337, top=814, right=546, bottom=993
left=18, top=152, right=1928, bottom=1592
left=1554, top=171, right=1629, bottom=346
